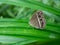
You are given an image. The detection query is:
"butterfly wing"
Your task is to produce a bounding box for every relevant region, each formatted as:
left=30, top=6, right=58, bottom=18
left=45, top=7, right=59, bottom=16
left=29, top=11, right=46, bottom=29
left=29, top=13, right=40, bottom=28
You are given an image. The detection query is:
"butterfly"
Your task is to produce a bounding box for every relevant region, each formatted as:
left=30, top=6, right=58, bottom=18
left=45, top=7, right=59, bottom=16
left=29, top=11, right=46, bottom=29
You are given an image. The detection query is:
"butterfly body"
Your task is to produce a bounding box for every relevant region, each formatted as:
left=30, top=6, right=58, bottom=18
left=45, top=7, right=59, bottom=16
left=29, top=11, right=46, bottom=29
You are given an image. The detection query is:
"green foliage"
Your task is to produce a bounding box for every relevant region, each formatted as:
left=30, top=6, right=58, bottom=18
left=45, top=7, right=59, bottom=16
left=0, top=0, right=60, bottom=45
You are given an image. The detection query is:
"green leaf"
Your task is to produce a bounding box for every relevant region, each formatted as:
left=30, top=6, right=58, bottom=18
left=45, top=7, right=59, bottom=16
left=0, top=19, right=60, bottom=39
left=0, top=0, right=60, bottom=17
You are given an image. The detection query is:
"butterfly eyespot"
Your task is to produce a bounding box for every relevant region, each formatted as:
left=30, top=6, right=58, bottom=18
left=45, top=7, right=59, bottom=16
left=38, top=15, right=41, bottom=17
left=41, top=22, right=44, bottom=27
left=40, top=19, right=42, bottom=21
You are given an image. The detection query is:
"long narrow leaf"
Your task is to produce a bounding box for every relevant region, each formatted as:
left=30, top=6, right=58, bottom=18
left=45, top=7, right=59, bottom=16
left=0, top=0, right=60, bottom=17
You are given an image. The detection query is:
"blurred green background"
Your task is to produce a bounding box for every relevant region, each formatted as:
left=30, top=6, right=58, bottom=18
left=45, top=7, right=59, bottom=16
left=0, top=0, right=60, bottom=45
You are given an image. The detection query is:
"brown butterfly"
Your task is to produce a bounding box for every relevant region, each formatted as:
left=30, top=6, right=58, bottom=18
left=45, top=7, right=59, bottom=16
left=29, top=11, right=46, bottom=29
